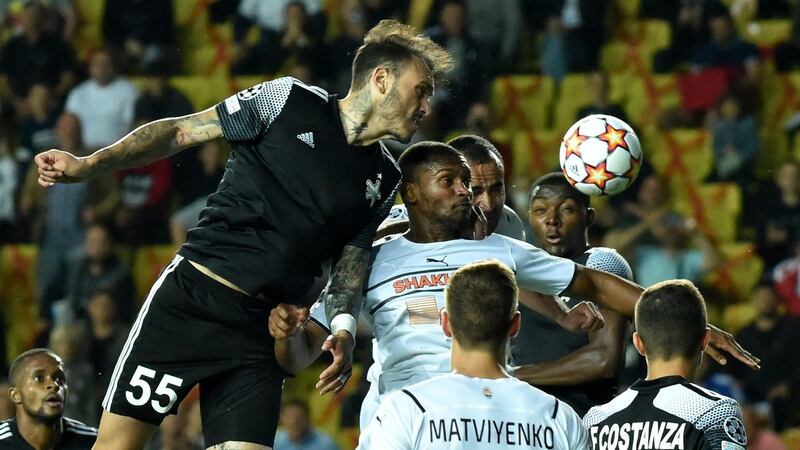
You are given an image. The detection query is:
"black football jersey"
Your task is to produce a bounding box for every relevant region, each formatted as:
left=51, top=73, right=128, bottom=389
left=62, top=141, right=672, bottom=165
left=179, top=77, right=400, bottom=298
left=0, top=418, right=96, bottom=449
left=510, top=247, right=633, bottom=414
left=583, top=376, right=747, bottom=450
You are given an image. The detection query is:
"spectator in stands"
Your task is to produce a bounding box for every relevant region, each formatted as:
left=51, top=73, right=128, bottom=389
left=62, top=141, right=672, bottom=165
left=65, top=47, right=139, bottom=151
left=692, top=7, right=761, bottom=85
left=464, top=0, right=521, bottom=71
left=114, top=156, right=173, bottom=244
left=102, top=0, right=176, bottom=74
left=742, top=402, right=788, bottom=450
left=64, top=224, right=134, bottom=322
left=537, top=0, right=607, bottom=76
left=134, top=63, right=197, bottom=210
left=273, top=399, right=339, bottom=450
left=169, top=140, right=225, bottom=246
left=231, top=0, right=324, bottom=75
left=17, top=84, right=60, bottom=177
left=708, top=92, right=758, bottom=185
left=361, top=0, right=408, bottom=29
left=648, top=0, right=712, bottom=73
left=0, top=100, right=17, bottom=242
left=425, top=0, right=486, bottom=131
left=604, top=174, right=683, bottom=251
left=774, top=239, right=800, bottom=317
left=48, top=323, right=98, bottom=427
left=20, top=114, right=118, bottom=324
left=730, top=283, right=800, bottom=431
left=0, top=0, right=76, bottom=112
left=326, top=0, right=367, bottom=94
left=575, top=71, right=630, bottom=124
left=774, top=2, right=800, bottom=72
left=84, top=289, right=130, bottom=416
left=756, top=161, right=800, bottom=270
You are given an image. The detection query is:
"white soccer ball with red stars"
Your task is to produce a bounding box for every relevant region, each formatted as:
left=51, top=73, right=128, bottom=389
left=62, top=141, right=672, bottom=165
left=559, top=114, right=642, bottom=196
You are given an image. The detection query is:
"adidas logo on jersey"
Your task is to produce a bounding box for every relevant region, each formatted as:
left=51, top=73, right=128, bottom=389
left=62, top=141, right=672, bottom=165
left=297, top=132, right=315, bottom=148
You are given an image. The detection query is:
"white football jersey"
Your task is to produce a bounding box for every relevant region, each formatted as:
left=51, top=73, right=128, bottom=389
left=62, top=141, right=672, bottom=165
left=310, top=233, right=575, bottom=427
left=359, top=373, right=590, bottom=449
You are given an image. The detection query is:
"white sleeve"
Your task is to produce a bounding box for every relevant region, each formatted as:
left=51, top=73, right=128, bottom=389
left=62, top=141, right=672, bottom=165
left=559, top=402, right=591, bottom=450
left=508, top=239, right=576, bottom=295
left=65, top=88, right=80, bottom=115
left=359, top=393, right=415, bottom=450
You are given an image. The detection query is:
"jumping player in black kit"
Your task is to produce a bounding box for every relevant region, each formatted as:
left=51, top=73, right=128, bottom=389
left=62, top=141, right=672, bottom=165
left=512, top=173, right=631, bottom=416
left=2, top=349, right=97, bottom=450
left=34, top=20, right=453, bottom=450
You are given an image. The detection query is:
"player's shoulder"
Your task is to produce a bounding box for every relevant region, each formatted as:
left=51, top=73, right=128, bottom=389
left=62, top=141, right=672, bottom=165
left=0, top=418, right=16, bottom=442
left=63, top=417, right=98, bottom=437
left=582, top=387, right=640, bottom=427
left=653, top=378, right=742, bottom=425
left=582, top=246, right=633, bottom=279
left=496, top=205, right=526, bottom=241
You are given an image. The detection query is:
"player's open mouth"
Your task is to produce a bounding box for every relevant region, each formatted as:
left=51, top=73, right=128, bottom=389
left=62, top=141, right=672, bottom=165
left=546, top=234, right=562, bottom=245
left=44, top=395, right=63, bottom=406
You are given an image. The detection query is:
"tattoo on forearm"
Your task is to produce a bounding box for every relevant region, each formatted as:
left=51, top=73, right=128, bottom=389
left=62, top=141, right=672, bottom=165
left=90, top=113, right=221, bottom=174
left=325, top=245, right=369, bottom=323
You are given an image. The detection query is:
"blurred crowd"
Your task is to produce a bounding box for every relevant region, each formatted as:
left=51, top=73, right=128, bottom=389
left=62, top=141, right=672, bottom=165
left=0, top=0, right=799, bottom=449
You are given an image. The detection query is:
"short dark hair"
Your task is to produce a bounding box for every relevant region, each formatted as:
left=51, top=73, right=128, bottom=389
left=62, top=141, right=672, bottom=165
left=445, top=260, right=518, bottom=350
left=529, top=171, right=591, bottom=208
left=398, top=141, right=464, bottom=186
left=9, top=349, right=60, bottom=387
left=350, top=20, right=453, bottom=90
left=636, top=280, right=708, bottom=360
left=447, top=135, right=503, bottom=170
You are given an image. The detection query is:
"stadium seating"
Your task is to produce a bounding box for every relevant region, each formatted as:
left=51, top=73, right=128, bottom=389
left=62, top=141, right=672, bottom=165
left=510, top=129, right=563, bottom=183
left=646, top=128, right=714, bottom=185
left=131, top=245, right=178, bottom=304
left=672, top=182, right=742, bottom=244
left=706, top=242, right=765, bottom=303
left=491, top=75, right=554, bottom=135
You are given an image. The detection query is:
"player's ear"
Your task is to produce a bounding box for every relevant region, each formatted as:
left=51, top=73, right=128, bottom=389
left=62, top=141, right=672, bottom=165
left=632, top=331, right=646, bottom=356
left=700, top=327, right=711, bottom=352
left=440, top=309, right=452, bottom=337
left=402, top=182, right=419, bottom=205
left=370, top=66, right=390, bottom=96
left=9, top=386, right=20, bottom=405
left=586, top=207, right=596, bottom=227
left=508, top=311, right=521, bottom=338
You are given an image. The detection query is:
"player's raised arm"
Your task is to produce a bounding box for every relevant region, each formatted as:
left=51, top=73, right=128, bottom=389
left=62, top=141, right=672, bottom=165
left=566, top=265, right=761, bottom=369
left=36, top=106, right=222, bottom=186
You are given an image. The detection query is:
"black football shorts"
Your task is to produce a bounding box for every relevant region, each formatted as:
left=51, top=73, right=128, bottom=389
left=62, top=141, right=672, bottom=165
left=102, top=255, right=285, bottom=447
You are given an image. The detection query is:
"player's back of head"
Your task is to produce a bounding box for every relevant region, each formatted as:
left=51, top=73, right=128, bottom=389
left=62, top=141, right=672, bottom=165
left=445, top=259, right=518, bottom=350
left=636, top=279, right=708, bottom=360
left=398, top=141, right=464, bottom=186
left=447, top=135, right=503, bottom=169
left=350, top=20, right=453, bottom=90
left=530, top=171, right=591, bottom=209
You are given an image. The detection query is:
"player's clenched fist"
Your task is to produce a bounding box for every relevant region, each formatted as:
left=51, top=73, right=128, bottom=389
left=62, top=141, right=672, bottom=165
left=268, top=303, right=309, bottom=339
left=35, top=149, right=90, bottom=186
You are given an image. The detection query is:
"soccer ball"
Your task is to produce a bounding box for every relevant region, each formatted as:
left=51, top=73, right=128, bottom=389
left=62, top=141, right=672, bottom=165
left=559, top=114, right=642, bottom=196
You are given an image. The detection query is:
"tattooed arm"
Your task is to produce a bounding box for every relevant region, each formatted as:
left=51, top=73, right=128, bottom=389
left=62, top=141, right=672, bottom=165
left=315, top=244, right=370, bottom=394
left=36, top=107, right=222, bottom=186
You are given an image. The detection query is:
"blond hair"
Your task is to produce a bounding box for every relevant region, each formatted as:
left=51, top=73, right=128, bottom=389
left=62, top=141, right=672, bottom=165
left=351, top=20, right=454, bottom=89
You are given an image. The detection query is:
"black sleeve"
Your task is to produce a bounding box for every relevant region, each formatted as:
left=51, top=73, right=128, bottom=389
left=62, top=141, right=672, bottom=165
left=347, top=183, right=399, bottom=250
left=214, top=77, right=294, bottom=143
